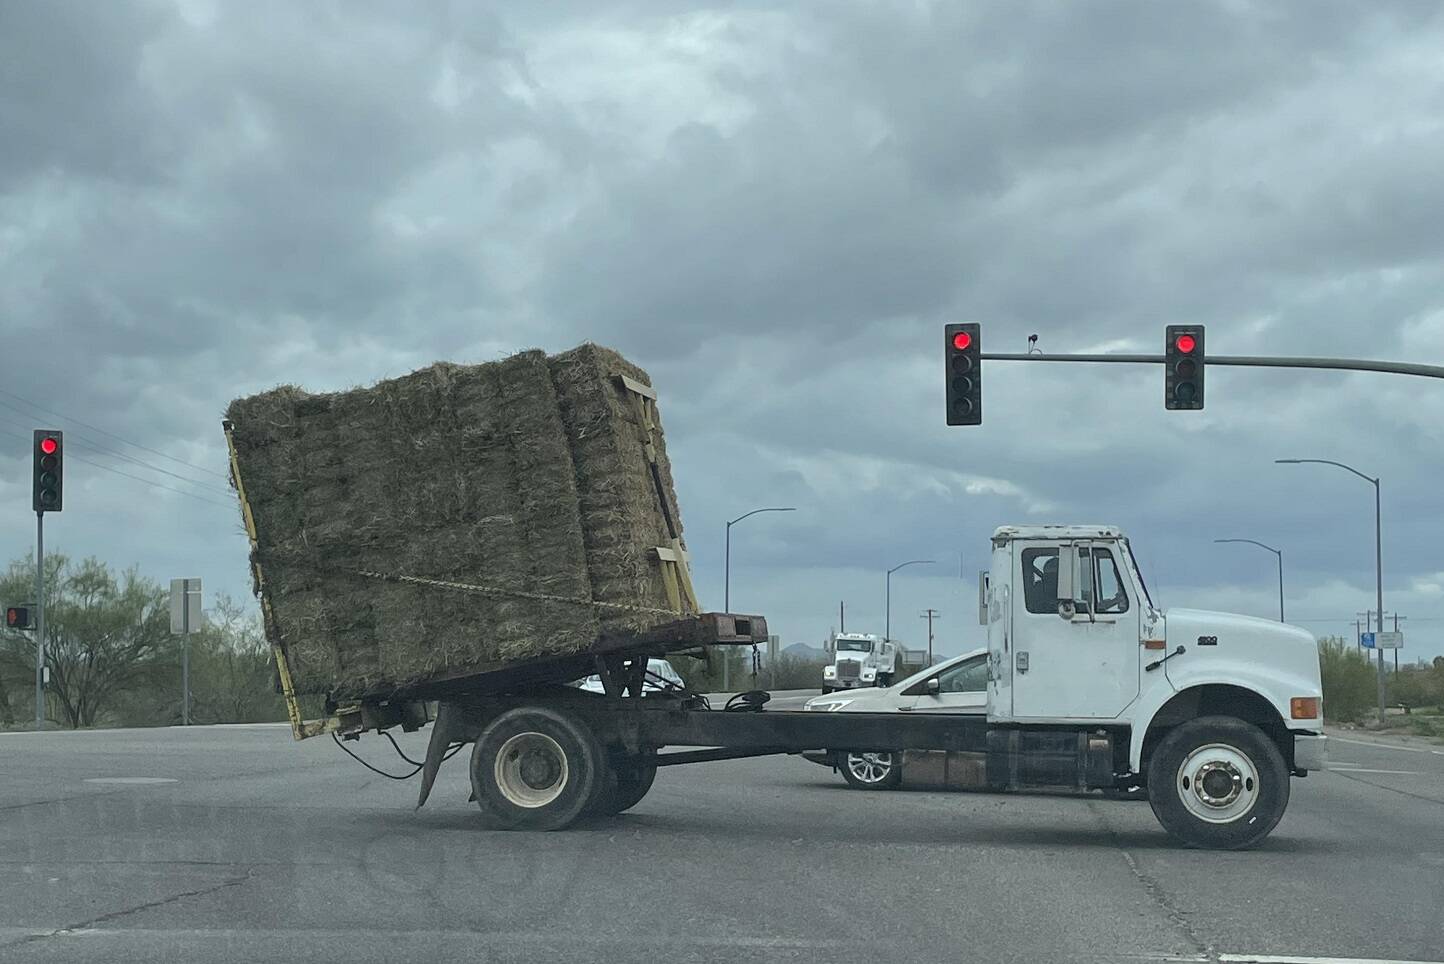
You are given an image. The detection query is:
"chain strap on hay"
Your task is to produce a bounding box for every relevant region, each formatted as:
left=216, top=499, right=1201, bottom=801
left=346, top=567, right=686, bottom=619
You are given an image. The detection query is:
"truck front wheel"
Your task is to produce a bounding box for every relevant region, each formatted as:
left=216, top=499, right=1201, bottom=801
left=1146, top=716, right=1289, bottom=850
left=839, top=751, right=903, bottom=790
left=471, top=706, right=605, bottom=830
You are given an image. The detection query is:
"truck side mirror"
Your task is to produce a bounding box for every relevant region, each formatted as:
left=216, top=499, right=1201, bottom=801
left=1056, top=544, right=1077, bottom=619
left=925, top=677, right=940, bottom=696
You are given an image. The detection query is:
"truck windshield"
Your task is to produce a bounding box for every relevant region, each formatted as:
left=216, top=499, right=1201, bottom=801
left=835, top=639, right=871, bottom=652
left=1121, top=539, right=1155, bottom=609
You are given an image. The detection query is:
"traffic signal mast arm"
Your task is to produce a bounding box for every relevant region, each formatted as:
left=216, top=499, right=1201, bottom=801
left=978, top=352, right=1444, bottom=380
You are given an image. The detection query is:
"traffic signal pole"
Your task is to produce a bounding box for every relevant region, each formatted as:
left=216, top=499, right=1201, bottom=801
left=34, top=512, right=44, bottom=728
left=979, top=353, right=1444, bottom=380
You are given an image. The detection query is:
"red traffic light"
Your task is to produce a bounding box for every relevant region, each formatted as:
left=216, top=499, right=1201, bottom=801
left=39, top=436, right=58, bottom=455
left=1174, top=334, right=1197, bottom=354
left=952, top=331, right=973, bottom=351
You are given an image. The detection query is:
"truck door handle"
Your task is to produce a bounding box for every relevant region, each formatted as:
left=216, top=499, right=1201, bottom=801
left=1016, top=651, right=1029, bottom=674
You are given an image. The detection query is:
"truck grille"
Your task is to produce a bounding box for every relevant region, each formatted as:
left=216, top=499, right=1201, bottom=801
left=837, top=659, right=862, bottom=679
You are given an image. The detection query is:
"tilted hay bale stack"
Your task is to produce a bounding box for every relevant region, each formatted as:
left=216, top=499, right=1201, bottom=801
left=225, top=344, right=692, bottom=699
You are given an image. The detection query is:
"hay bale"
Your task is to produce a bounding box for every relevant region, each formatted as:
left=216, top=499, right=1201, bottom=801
left=226, top=345, right=689, bottom=698
left=548, top=345, right=685, bottom=636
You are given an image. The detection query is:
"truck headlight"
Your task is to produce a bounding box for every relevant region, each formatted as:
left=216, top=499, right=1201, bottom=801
left=823, top=666, right=836, bottom=678
left=861, top=669, right=876, bottom=680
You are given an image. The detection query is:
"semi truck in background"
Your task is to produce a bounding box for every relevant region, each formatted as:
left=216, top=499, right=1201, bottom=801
left=822, top=632, right=929, bottom=692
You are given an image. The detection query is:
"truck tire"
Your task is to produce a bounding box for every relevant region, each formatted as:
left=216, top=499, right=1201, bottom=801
left=821, top=685, right=834, bottom=695
left=1146, top=716, right=1289, bottom=850
left=470, top=706, right=605, bottom=831
left=839, top=751, right=903, bottom=790
left=593, top=751, right=658, bottom=816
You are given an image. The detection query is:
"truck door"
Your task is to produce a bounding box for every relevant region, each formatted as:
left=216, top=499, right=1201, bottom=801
left=1010, top=541, right=1141, bottom=719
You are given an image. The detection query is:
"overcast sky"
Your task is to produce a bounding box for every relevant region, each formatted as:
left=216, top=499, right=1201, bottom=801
left=3, top=0, right=1442, bottom=663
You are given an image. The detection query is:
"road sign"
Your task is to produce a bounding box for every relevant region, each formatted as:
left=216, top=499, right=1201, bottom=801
left=1376, top=631, right=1403, bottom=649
left=170, top=578, right=202, bottom=635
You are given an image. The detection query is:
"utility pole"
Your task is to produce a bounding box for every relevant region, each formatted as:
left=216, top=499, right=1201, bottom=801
left=919, top=609, right=940, bottom=665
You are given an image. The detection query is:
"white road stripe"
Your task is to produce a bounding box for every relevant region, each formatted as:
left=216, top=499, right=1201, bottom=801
left=1331, top=735, right=1435, bottom=754
left=1219, top=955, right=1444, bottom=964
left=1330, top=768, right=1420, bottom=775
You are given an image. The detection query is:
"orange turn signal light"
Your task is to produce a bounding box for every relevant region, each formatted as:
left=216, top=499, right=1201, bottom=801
left=1143, top=640, right=1166, bottom=651
left=1290, top=697, right=1319, bottom=720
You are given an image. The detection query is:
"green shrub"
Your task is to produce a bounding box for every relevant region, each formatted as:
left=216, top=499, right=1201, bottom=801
left=1391, top=663, right=1444, bottom=712
left=1317, top=636, right=1377, bottom=722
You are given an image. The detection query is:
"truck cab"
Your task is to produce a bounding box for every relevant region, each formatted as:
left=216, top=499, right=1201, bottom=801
left=822, top=633, right=881, bottom=691
left=984, top=524, right=1326, bottom=846
left=822, top=633, right=921, bottom=692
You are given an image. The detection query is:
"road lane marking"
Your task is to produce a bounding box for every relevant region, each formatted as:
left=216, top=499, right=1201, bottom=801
left=1220, top=956, right=1444, bottom=964
left=1328, top=768, right=1420, bottom=775
left=83, top=778, right=178, bottom=785
left=1331, top=735, right=1438, bottom=754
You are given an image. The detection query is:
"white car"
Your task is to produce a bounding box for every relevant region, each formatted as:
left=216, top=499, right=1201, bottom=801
left=803, top=648, right=989, bottom=790
left=576, top=657, right=685, bottom=695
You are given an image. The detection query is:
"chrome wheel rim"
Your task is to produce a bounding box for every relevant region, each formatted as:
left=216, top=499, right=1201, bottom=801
left=845, top=752, right=895, bottom=784
left=494, top=732, right=568, bottom=808
left=1176, top=742, right=1259, bottom=824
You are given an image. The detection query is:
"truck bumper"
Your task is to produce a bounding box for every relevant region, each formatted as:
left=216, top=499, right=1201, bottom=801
left=1293, top=732, right=1327, bottom=773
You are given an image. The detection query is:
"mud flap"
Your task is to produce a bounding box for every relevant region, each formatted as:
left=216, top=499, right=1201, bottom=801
left=417, top=702, right=466, bottom=810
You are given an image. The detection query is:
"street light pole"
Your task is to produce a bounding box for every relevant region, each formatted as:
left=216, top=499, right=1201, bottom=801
left=885, top=560, right=935, bottom=644
left=722, top=506, right=796, bottom=691
left=1213, top=539, right=1285, bottom=622
left=1276, top=458, right=1385, bottom=720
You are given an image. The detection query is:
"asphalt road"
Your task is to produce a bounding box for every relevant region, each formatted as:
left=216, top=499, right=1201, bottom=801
left=1, top=721, right=1441, bottom=964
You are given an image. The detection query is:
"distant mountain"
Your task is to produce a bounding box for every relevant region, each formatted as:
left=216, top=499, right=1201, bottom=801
left=779, top=642, right=827, bottom=661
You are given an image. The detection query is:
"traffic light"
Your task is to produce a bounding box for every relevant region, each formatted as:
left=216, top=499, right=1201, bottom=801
left=5, top=606, right=34, bottom=631
left=945, top=323, right=982, bottom=425
left=1165, top=325, right=1205, bottom=410
left=32, top=430, right=63, bottom=513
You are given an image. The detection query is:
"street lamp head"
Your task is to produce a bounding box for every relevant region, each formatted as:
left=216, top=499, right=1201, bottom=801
left=727, top=506, right=798, bottom=526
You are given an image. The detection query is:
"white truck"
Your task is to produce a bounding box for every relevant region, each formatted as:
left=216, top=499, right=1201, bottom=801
left=307, top=523, right=1325, bottom=850
left=822, top=632, right=927, bottom=692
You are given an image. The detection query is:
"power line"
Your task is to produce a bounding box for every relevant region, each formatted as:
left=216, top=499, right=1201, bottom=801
left=0, top=387, right=231, bottom=480
left=0, top=427, right=235, bottom=509
left=64, top=450, right=236, bottom=509
left=0, top=408, right=232, bottom=497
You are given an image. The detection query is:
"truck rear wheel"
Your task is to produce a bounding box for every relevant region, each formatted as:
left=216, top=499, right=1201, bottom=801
left=839, top=751, right=903, bottom=790
left=1146, top=716, right=1289, bottom=850
left=593, top=750, right=658, bottom=816
left=471, top=706, right=605, bottom=830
